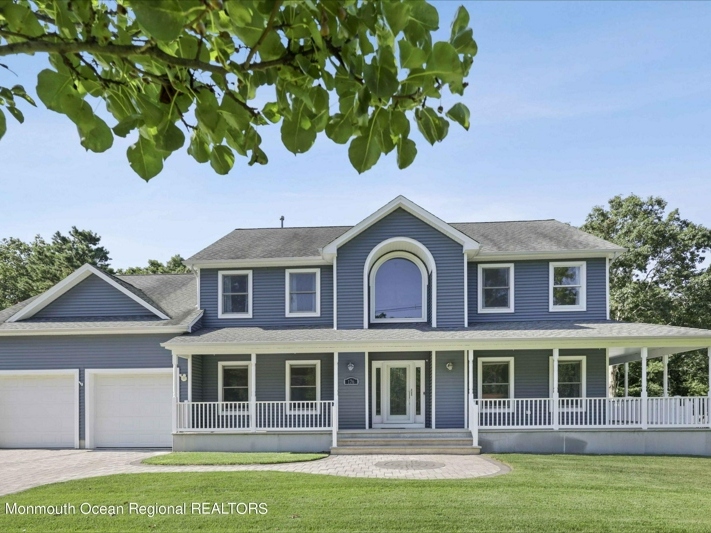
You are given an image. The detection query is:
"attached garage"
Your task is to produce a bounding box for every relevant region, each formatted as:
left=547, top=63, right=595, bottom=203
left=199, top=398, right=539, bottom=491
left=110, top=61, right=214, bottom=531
left=86, top=369, right=173, bottom=448
left=0, top=370, right=78, bottom=448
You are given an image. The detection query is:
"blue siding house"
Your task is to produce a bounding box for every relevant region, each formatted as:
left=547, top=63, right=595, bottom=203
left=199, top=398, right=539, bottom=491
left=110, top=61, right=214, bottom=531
left=1, top=196, right=711, bottom=455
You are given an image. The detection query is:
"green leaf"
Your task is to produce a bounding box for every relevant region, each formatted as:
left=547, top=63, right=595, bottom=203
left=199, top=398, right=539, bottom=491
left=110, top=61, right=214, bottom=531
left=155, top=121, right=185, bottom=152
left=426, top=42, right=462, bottom=82
left=219, top=95, right=252, bottom=132
left=446, top=103, right=470, bottom=130
left=363, top=47, right=399, bottom=100
left=112, top=114, right=145, bottom=138
left=325, top=110, right=355, bottom=145
left=397, top=137, right=417, bottom=169
left=348, top=110, right=384, bottom=173
left=262, top=102, right=280, bottom=123
left=6, top=105, right=23, bottom=124
left=280, top=98, right=316, bottom=154
left=36, top=69, right=75, bottom=112
left=11, top=85, right=36, bottom=107
left=399, top=39, right=427, bottom=69
left=390, top=110, right=410, bottom=137
left=127, top=137, right=164, bottom=181
left=79, top=117, right=114, bottom=153
left=188, top=132, right=210, bottom=163
left=209, top=145, right=235, bottom=175
left=0, top=109, right=6, bottom=140
left=383, top=1, right=411, bottom=35
left=451, top=28, right=478, bottom=56
left=450, top=6, right=470, bottom=41
left=415, top=107, right=449, bottom=145
left=1, top=3, right=44, bottom=37
left=132, top=0, right=186, bottom=42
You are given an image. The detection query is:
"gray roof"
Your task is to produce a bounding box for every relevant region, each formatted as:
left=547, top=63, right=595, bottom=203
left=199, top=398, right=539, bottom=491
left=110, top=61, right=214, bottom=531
left=0, top=273, right=200, bottom=333
left=163, top=321, right=711, bottom=350
left=187, top=219, right=622, bottom=262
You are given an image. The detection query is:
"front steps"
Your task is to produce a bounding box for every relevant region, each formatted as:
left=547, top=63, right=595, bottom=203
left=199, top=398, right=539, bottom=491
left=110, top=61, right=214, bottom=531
left=331, top=429, right=480, bottom=455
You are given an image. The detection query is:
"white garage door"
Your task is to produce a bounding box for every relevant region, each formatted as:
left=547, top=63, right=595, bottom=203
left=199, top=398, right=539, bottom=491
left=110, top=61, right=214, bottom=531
left=0, top=372, right=77, bottom=448
left=90, top=371, right=172, bottom=448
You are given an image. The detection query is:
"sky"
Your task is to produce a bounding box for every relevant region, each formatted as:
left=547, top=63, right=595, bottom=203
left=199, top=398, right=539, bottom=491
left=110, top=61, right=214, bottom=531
left=0, top=1, right=710, bottom=268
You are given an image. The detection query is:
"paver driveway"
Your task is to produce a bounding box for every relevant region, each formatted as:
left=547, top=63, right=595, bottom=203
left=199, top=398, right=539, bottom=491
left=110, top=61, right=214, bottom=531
left=0, top=449, right=504, bottom=496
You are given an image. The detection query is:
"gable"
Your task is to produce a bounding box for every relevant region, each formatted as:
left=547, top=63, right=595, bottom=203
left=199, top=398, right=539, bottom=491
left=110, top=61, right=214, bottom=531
left=34, top=274, right=157, bottom=319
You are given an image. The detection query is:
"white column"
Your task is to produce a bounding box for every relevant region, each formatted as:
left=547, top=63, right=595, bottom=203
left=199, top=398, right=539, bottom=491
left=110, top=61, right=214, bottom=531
left=171, top=353, right=178, bottom=434
left=624, top=362, right=629, bottom=397
left=364, top=352, right=369, bottom=429
left=250, top=353, right=257, bottom=432
left=606, top=348, right=611, bottom=397
left=468, top=350, right=476, bottom=443
left=431, top=351, right=436, bottom=429
left=641, top=348, right=648, bottom=430
left=552, top=348, right=559, bottom=430
left=707, top=347, right=711, bottom=429
left=663, top=354, right=669, bottom=397
left=333, top=352, right=339, bottom=447
left=187, top=355, right=193, bottom=402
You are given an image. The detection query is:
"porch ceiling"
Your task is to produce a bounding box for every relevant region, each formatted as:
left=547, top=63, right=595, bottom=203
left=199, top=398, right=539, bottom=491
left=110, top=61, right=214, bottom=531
left=162, top=320, right=711, bottom=355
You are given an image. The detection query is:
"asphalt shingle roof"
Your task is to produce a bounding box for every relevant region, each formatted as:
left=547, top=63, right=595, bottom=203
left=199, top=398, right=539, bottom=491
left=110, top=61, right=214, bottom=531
left=187, top=219, right=622, bottom=262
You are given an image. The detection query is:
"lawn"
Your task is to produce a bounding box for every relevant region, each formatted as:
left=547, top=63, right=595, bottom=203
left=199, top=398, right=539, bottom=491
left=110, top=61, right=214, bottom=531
left=2, top=454, right=711, bottom=532
left=143, top=452, right=328, bottom=465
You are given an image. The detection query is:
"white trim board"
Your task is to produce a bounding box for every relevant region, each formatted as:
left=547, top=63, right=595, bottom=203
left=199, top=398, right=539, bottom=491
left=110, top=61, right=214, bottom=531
left=183, top=257, right=329, bottom=269
left=322, top=196, right=480, bottom=260
left=7, top=264, right=169, bottom=322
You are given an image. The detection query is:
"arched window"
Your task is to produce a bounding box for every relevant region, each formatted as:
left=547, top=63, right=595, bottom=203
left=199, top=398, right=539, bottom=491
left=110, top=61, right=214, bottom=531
left=369, top=252, right=428, bottom=323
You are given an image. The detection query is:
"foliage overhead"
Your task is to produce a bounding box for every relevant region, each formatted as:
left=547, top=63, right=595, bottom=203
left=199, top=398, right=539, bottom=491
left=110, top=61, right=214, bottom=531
left=582, top=194, right=711, bottom=396
left=0, top=227, right=111, bottom=310
left=0, top=0, right=477, bottom=180
left=117, top=254, right=190, bottom=274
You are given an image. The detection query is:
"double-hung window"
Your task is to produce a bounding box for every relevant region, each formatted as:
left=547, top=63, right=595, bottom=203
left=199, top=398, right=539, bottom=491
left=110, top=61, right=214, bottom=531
left=218, top=362, right=251, bottom=411
left=550, top=262, right=586, bottom=311
left=286, top=360, right=321, bottom=404
left=285, top=269, right=320, bottom=317
left=477, top=357, right=515, bottom=411
left=478, top=263, right=514, bottom=313
left=218, top=270, right=252, bottom=318
left=550, top=356, right=586, bottom=410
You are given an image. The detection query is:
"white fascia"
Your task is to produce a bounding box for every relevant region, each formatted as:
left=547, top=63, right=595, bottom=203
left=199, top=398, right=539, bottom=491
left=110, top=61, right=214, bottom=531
left=321, top=195, right=481, bottom=261
left=6, top=264, right=169, bottom=322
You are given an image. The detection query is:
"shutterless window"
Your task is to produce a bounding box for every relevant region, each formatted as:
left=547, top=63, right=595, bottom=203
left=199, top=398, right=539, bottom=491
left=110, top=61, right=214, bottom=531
left=221, top=272, right=250, bottom=316
left=558, top=361, right=583, bottom=398
left=481, top=361, right=511, bottom=399
left=373, top=257, right=424, bottom=320
left=479, top=264, right=513, bottom=312
left=551, top=263, right=585, bottom=310
left=222, top=366, right=249, bottom=402
left=286, top=270, right=319, bottom=316
left=288, top=364, right=319, bottom=401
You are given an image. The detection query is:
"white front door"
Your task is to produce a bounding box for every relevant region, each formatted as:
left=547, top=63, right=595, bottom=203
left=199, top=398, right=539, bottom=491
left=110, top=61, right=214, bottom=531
left=372, top=361, right=425, bottom=428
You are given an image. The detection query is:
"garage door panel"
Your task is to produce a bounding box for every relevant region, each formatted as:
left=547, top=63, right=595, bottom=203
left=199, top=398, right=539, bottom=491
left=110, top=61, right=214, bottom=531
left=0, top=374, right=76, bottom=448
left=91, top=372, right=172, bottom=448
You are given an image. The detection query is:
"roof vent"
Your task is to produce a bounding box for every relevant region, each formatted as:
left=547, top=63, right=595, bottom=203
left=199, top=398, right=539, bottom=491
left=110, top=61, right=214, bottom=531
left=280, top=215, right=285, bottom=228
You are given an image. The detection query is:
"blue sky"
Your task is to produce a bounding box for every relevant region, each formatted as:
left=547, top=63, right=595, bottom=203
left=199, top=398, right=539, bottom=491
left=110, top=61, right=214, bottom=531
left=1, top=1, right=710, bottom=268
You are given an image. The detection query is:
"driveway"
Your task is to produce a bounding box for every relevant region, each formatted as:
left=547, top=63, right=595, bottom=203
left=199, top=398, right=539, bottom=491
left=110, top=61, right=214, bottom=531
left=0, top=449, right=505, bottom=496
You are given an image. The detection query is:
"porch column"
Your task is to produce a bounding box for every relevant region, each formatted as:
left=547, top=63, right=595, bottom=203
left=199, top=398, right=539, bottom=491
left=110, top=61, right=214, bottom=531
left=624, top=363, right=629, bottom=397
left=552, top=349, right=560, bottom=430
left=171, top=353, right=178, bottom=434
left=187, top=355, right=193, bottom=402
left=250, top=354, right=256, bottom=432
left=468, top=350, right=476, bottom=444
left=641, top=348, right=648, bottom=430
left=707, top=347, right=711, bottom=429
left=431, top=351, right=436, bottom=429
left=663, top=355, right=669, bottom=397
left=333, top=352, right=339, bottom=447
left=364, top=352, right=369, bottom=429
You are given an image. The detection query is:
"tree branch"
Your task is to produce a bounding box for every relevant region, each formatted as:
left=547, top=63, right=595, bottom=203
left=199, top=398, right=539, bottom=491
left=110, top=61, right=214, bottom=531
left=243, top=0, right=283, bottom=68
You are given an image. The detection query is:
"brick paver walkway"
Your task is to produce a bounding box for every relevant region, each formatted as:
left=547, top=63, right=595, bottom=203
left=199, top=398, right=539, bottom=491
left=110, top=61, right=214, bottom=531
left=0, top=449, right=504, bottom=496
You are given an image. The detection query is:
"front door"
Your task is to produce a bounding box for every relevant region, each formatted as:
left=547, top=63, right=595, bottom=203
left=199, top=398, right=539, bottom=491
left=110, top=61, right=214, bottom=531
left=372, top=361, right=425, bottom=428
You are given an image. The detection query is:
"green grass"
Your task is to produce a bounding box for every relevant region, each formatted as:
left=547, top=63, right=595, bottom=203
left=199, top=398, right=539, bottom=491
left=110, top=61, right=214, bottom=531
left=142, top=452, right=328, bottom=465
left=2, top=454, right=711, bottom=532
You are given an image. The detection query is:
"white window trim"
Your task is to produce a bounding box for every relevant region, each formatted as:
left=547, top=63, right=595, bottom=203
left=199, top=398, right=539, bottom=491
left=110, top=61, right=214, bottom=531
left=286, top=360, right=321, bottom=412
left=285, top=268, right=321, bottom=317
left=369, top=251, right=428, bottom=324
left=548, top=355, right=588, bottom=412
left=218, top=270, right=253, bottom=319
left=549, top=261, right=587, bottom=312
left=217, top=361, right=252, bottom=407
left=477, top=356, right=515, bottom=412
left=477, top=263, right=515, bottom=314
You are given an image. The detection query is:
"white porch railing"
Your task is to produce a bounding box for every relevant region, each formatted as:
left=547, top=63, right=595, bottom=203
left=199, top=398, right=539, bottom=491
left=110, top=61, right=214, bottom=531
left=176, top=400, right=335, bottom=432
left=478, top=397, right=710, bottom=429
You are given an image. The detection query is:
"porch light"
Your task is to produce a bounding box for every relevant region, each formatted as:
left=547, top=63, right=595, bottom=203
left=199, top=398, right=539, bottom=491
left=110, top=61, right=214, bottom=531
left=179, top=374, right=188, bottom=382
left=347, top=362, right=355, bottom=372
left=446, top=362, right=454, bottom=371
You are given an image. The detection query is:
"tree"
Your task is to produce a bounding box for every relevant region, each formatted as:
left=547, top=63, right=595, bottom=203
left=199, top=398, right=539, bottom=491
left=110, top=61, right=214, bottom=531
left=117, top=254, right=190, bottom=274
left=0, top=1, right=477, bottom=180
left=581, top=194, right=711, bottom=396
left=0, top=227, right=111, bottom=309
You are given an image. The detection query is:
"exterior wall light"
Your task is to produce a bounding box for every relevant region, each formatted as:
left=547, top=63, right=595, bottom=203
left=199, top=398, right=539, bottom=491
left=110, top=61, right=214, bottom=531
left=179, top=374, right=188, bottom=382
left=446, top=362, right=454, bottom=371
left=347, top=362, right=355, bottom=372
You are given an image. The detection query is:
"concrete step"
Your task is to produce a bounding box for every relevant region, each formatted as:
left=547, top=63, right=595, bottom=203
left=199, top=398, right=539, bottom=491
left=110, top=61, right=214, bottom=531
left=331, top=445, right=481, bottom=455
left=338, top=438, right=473, bottom=447
left=339, top=430, right=472, bottom=440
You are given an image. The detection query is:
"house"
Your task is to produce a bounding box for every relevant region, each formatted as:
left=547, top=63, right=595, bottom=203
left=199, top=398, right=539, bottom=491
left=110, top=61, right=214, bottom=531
left=1, top=196, right=710, bottom=455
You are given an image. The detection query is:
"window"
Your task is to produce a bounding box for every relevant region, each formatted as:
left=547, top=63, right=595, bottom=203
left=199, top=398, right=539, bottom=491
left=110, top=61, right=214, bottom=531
left=285, top=269, right=320, bottom=317
left=477, top=357, right=515, bottom=411
left=286, top=360, right=321, bottom=403
left=549, top=356, right=586, bottom=398
left=550, top=262, right=586, bottom=311
left=370, top=252, right=427, bottom=323
left=478, top=263, right=514, bottom=313
left=218, top=270, right=252, bottom=318
left=217, top=362, right=251, bottom=405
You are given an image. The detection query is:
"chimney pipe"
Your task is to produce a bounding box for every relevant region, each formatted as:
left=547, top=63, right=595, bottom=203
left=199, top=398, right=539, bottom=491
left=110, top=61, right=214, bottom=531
left=280, top=215, right=285, bottom=228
